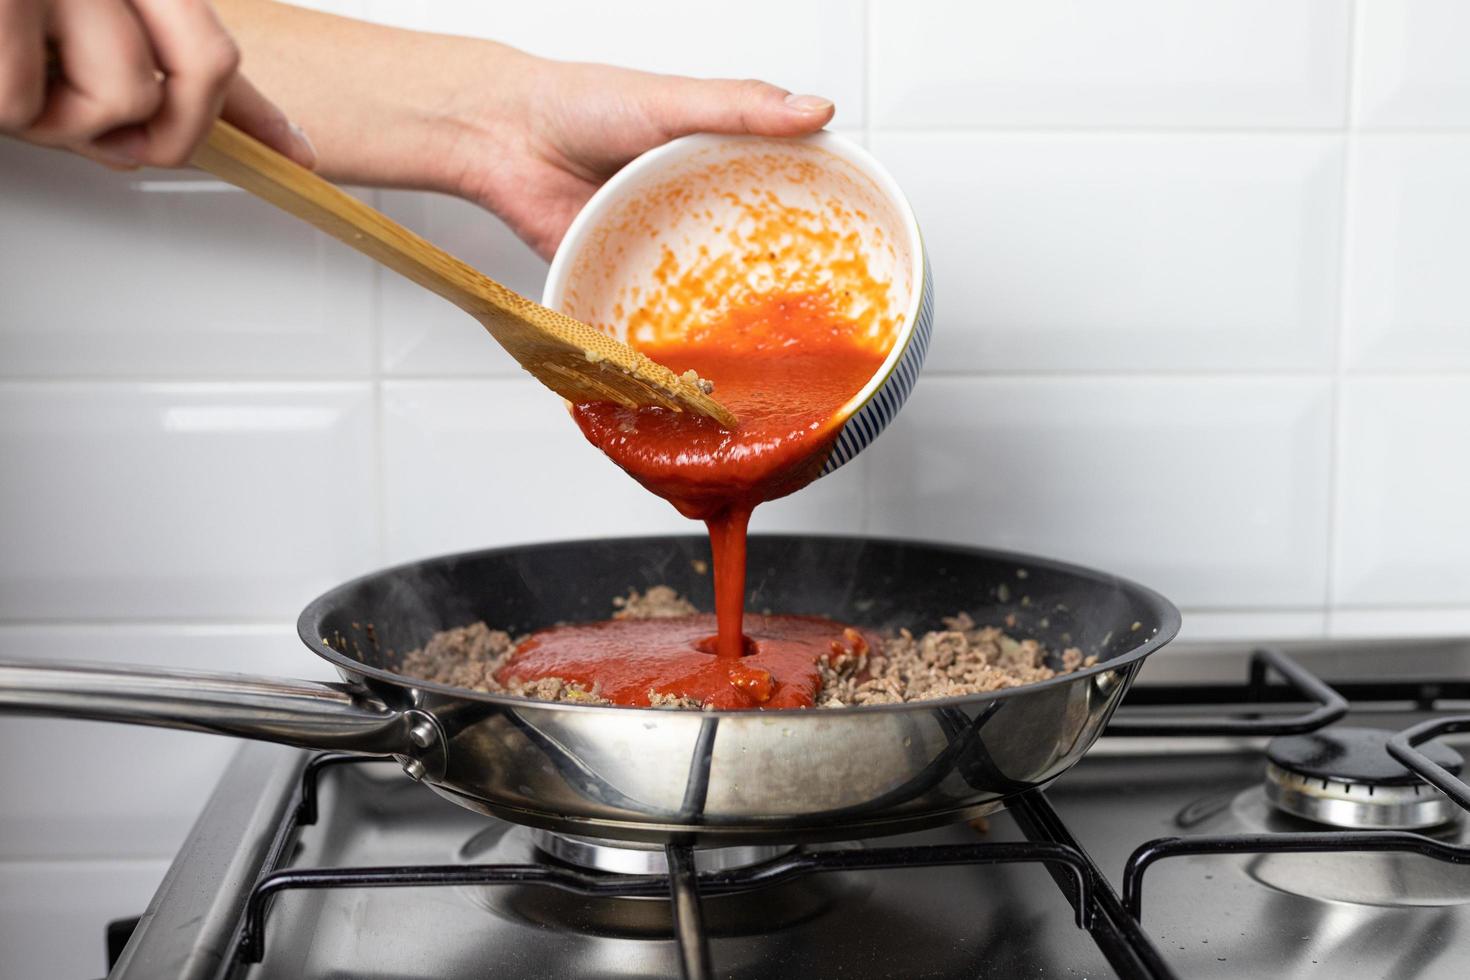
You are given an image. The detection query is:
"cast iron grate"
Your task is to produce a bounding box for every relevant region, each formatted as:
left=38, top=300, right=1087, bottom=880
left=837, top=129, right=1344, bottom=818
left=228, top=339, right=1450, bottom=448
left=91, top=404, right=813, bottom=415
left=233, top=649, right=1470, bottom=980
left=235, top=751, right=1176, bottom=979
left=1113, top=651, right=1470, bottom=929
left=1103, top=647, right=1349, bottom=736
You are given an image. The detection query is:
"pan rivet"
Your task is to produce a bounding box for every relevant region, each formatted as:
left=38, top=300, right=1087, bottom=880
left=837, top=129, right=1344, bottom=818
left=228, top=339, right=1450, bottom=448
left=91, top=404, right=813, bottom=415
left=401, top=758, right=427, bottom=781
left=408, top=720, right=437, bottom=749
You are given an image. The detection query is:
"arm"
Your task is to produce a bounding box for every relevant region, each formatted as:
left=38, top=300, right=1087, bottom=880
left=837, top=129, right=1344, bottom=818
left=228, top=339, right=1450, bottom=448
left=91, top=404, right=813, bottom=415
left=214, top=0, right=834, bottom=258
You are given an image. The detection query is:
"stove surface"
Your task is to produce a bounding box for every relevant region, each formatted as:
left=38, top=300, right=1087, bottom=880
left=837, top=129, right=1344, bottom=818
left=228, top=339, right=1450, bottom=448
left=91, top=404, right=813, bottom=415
left=236, top=748, right=1468, bottom=980
left=109, top=640, right=1470, bottom=980
left=1059, top=752, right=1470, bottom=979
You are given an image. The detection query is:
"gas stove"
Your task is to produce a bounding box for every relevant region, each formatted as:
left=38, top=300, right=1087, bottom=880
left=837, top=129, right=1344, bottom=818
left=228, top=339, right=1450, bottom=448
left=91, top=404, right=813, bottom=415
left=104, top=640, right=1470, bottom=979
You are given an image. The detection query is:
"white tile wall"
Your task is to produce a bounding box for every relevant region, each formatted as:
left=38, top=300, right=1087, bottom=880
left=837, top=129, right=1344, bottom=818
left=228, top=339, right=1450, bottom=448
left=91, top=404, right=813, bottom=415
left=377, top=192, right=545, bottom=377
left=382, top=379, right=686, bottom=561
left=865, top=378, right=1334, bottom=609
left=360, top=0, right=867, bottom=128
left=381, top=379, right=874, bottom=563
left=1356, top=0, right=1470, bottom=128
left=875, top=133, right=1343, bottom=371
left=0, top=382, right=379, bottom=620
left=1330, top=606, right=1470, bottom=639
left=4, top=1, right=1470, bottom=972
left=871, top=0, right=1352, bottom=129
left=1334, top=378, right=1470, bottom=608
left=1345, top=135, right=1470, bottom=369
left=0, top=142, right=376, bottom=379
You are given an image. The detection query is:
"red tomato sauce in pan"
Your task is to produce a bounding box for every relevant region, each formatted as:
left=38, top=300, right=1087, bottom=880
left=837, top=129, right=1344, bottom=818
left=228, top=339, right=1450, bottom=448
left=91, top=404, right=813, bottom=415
left=495, top=289, right=889, bottom=708
left=503, top=615, right=876, bottom=710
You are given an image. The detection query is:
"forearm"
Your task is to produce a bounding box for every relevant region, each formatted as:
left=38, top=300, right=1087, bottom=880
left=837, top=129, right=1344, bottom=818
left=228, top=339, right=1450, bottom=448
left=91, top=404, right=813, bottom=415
left=214, top=0, right=528, bottom=194
left=213, top=0, right=833, bottom=258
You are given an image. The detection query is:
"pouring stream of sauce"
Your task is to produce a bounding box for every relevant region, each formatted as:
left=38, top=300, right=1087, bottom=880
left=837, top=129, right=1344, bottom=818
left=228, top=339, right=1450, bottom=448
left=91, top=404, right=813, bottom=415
left=497, top=290, right=889, bottom=707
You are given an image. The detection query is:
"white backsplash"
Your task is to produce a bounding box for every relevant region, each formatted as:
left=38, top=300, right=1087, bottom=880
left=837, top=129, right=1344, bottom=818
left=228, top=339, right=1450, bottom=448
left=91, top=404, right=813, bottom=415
left=2, top=2, right=1469, bottom=974
left=875, top=132, right=1344, bottom=371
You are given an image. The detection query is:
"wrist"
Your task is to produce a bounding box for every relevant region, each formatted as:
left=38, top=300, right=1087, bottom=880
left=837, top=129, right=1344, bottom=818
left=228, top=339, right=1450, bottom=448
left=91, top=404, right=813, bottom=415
left=219, top=1, right=536, bottom=198
left=430, top=40, right=545, bottom=205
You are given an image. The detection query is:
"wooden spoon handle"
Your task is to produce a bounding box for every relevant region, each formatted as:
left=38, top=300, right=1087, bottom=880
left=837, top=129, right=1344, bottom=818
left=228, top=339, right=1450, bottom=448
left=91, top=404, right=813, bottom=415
left=190, top=121, right=738, bottom=428
left=190, top=121, right=505, bottom=319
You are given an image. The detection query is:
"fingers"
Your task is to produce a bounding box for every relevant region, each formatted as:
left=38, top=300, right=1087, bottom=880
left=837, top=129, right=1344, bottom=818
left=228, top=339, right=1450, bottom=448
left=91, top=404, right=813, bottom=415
left=18, top=0, right=164, bottom=157
left=220, top=72, right=315, bottom=168
left=3, top=0, right=309, bottom=171
left=119, top=0, right=240, bottom=167
left=649, top=77, right=834, bottom=140
left=0, top=0, right=47, bottom=133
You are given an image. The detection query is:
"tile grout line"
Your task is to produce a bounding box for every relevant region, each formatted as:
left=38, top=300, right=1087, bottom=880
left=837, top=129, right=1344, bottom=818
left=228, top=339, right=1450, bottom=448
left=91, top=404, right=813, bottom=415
left=1179, top=603, right=1470, bottom=615
left=370, top=188, right=390, bottom=567
left=8, top=367, right=1470, bottom=387
left=859, top=125, right=1470, bottom=137
left=862, top=0, right=875, bottom=146
left=3, top=604, right=1467, bottom=631
left=892, top=369, right=1470, bottom=381
left=0, top=378, right=381, bottom=387
left=0, top=618, right=298, bottom=629
left=859, top=0, right=876, bottom=534
left=1322, top=0, right=1364, bottom=625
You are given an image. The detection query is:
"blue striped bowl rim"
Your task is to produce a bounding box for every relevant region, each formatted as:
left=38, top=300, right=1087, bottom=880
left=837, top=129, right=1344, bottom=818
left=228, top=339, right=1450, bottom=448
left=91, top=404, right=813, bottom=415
left=821, top=256, right=934, bottom=476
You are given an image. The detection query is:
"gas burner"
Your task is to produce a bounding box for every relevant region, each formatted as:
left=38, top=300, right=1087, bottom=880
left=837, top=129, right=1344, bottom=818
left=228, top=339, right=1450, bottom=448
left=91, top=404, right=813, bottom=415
left=1265, top=726, right=1465, bottom=830
left=528, top=829, right=794, bottom=875
left=457, top=823, right=857, bottom=940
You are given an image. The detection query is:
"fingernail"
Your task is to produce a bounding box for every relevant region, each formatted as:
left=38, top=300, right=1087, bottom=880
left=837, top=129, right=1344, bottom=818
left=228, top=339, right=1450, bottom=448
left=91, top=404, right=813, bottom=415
left=92, top=147, right=140, bottom=170
left=288, top=122, right=318, bottom=167
left=783, top=93, right=833, bottom=113
left=91, top=127, right=148, bottom=169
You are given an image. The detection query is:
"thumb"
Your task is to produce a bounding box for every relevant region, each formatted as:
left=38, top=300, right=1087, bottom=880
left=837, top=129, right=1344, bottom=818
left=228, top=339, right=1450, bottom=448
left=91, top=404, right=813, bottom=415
left=219, top=73, right=317, bottom=168
left=648, top=77, right=834, bottom=139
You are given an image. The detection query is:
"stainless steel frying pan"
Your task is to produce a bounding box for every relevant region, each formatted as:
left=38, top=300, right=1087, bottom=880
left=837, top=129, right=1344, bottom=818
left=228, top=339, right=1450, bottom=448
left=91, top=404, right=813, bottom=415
left=0, top=535, right=1179, bottom=845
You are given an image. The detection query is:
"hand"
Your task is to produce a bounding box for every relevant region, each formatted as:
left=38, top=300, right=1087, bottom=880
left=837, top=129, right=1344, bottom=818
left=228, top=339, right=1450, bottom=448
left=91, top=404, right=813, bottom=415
left=446, top=56, right=836, bottom=260
left=212, top=2, right=835, bottom=259
left=0, top=0, right=314, bottom=170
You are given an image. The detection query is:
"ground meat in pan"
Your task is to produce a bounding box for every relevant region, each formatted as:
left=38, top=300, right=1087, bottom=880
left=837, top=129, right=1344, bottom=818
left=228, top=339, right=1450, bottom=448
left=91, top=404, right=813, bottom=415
left=611, top=585, right=697, bottom=619
left=397, top=623, right=608, bottom=703
left=394, top=589, right=1096, bottom=709
left=817, top=611, right=1094, bottom=707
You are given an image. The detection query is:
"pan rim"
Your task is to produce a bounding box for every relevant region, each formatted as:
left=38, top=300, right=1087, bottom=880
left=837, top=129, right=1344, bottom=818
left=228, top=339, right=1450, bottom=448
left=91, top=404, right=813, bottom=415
left=298, top=533, right=1181, bottom=719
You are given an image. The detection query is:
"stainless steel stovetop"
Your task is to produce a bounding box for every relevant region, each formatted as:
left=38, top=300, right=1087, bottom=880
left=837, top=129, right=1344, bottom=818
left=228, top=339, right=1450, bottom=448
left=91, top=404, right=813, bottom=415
left=107, top=640, right=1470, bottom=979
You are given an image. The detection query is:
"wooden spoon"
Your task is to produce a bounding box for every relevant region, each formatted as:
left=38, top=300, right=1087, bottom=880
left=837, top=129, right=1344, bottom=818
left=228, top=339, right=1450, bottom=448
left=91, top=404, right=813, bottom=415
left=190, top=121, right=736, bottom=427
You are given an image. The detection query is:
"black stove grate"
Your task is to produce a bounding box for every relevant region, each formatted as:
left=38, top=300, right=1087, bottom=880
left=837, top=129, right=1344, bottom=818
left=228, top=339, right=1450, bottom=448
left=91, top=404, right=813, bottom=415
left=1109, top=654, right=1470, bottom=931
left=237, top=757, right=1120, bottom=975
left=1010, top=792, right=1179, bottom=979
left=1104, top=647, right=1349, bottom=736
left=1389, top=716, right=1470, bottom=810
left=1121, top=830, right=1470, bottom=921
left=225, top=649, right=1470, bottom=980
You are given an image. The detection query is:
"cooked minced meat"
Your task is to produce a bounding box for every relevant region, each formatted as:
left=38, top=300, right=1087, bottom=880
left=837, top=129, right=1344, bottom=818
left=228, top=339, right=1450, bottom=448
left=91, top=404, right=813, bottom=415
left=817, top=611, right=1094, bottom=707
left=611, top=585, right=697, bottom=619
left=398, top=622, right=514, bottom=693
left=394, top=589, right=1093, bottom=709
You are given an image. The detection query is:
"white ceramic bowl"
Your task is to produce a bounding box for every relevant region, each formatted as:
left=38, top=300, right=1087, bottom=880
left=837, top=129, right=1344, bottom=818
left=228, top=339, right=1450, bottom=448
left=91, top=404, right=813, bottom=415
left=543, top=132, right=931, bottom=476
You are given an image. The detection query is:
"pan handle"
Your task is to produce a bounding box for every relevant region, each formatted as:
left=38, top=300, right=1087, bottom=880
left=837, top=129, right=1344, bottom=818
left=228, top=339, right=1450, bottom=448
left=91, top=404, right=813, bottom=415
left=0, top=659, right=428, bottom=760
